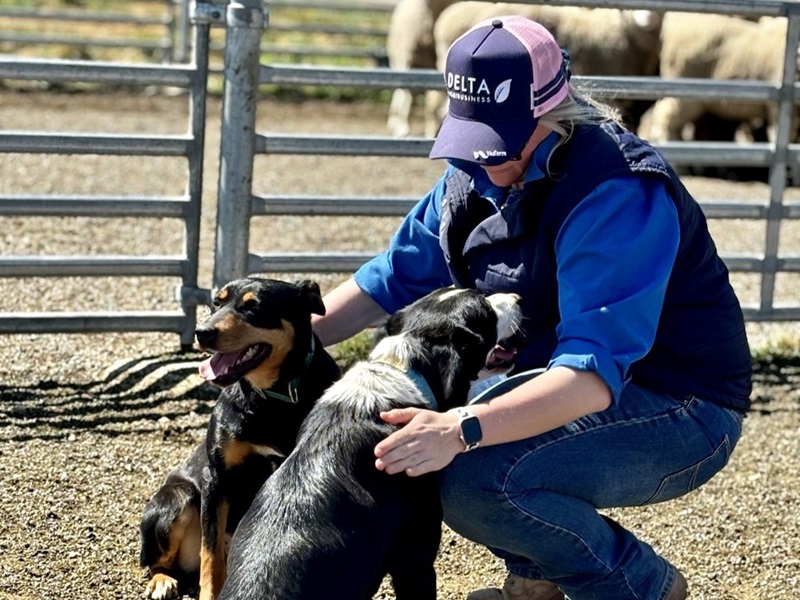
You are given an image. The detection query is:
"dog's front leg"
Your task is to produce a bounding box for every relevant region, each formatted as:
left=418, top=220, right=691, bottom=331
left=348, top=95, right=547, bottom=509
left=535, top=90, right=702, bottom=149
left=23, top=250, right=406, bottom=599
left=199, top=466, right=229, bottom=600
left=388, top=499, right=443, bottom=600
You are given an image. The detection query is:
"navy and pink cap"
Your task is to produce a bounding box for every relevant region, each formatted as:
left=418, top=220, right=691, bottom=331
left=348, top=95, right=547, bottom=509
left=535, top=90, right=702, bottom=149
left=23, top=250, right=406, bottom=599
left=429, top=15, right=570, bottom=165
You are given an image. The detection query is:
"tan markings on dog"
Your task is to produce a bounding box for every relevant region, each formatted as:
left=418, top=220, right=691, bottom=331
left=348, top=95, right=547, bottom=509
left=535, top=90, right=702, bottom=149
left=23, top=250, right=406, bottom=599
left=245, top=320, right=296, bottom=389
left=175, top=504, right=202, bottom=573
left=242, top=291, right=256, bottom=303
left=199, top=500, right=230, bottom=600
left=199, top=545, right=214, bottom=600
left=222, top=440, right=283, bottom=469
left=208, top=316, right=294, bottom=356
left=252, top=444, right=285, bottom=461
left=216, top=287, right=229, bottom=302
left=148, top=505, right=199, bottom=574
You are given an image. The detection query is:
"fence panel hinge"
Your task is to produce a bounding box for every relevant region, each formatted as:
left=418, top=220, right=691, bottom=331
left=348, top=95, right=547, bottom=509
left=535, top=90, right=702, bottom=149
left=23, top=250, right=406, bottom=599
left=191, top=1, right=227, bottom=25
left=176, top=285, right=214, bottom=307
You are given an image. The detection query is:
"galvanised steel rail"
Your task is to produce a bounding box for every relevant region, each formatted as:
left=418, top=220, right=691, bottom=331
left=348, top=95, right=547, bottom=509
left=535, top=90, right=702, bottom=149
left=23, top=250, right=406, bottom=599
left=5, top=0, right=800, bottom=342
left=0, top=1, right=217, bottom=346
left=0, top=0, right=179, bottom=62
left=210, top=0, right=800, bottom=322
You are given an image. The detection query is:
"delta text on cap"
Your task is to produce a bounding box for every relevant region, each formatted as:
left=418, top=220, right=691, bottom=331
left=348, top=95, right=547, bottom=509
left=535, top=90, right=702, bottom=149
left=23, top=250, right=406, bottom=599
left=429, top=15, right=570, bottom=165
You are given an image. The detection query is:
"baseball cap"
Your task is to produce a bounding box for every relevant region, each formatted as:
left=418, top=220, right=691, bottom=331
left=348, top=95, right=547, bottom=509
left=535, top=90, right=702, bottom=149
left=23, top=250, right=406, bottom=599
left=429, top=15, right=570, bottom=165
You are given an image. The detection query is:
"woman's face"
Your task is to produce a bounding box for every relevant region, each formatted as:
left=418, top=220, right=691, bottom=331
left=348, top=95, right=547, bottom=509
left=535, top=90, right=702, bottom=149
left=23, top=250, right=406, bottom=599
left=480, top=124, right=549, bottom=187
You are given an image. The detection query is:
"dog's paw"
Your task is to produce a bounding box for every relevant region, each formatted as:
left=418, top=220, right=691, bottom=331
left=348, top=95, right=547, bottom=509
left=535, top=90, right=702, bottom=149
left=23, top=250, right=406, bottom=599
left=145, top=573, right=180, bottom=599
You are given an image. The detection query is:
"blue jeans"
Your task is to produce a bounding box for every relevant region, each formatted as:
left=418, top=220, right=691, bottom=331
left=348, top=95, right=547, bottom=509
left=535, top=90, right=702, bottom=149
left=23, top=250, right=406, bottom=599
left=441, top=370, right=744, bottom=600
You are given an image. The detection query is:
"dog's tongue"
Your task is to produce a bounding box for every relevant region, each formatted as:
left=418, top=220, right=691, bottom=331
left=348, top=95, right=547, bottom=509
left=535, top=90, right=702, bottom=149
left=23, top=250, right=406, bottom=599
left=487, top=344, right=517, bottom=368
left=199, top=351, right=244, bottom=381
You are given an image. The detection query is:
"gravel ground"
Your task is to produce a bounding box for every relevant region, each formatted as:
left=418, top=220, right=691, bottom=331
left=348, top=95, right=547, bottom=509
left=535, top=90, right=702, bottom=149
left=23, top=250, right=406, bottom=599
left=0, top=89, right=799, bottom=599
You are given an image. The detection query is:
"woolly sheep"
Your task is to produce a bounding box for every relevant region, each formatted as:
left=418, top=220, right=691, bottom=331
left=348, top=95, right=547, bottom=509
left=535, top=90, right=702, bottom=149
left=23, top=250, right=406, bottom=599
left=638, top=13, right=794, bottom=144
left=424, top=3, right=663, bottom=136
left=386, top=0, right=458, bottom=137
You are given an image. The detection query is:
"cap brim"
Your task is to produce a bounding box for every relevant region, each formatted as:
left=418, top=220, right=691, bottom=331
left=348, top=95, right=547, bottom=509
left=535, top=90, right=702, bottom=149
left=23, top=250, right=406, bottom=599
left=429, top=113, right=538, bottom=165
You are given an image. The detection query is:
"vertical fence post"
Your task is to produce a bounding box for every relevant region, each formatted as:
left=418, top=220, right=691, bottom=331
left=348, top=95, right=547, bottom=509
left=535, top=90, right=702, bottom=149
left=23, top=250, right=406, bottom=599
left=760, top=8, right=800, bottom=316
left=213, top=0, right=266, bottom=289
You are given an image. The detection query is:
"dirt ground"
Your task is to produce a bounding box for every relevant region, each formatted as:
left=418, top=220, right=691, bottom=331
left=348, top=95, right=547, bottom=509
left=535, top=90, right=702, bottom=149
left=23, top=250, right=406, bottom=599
left=1, top=89, right=799, bottom=599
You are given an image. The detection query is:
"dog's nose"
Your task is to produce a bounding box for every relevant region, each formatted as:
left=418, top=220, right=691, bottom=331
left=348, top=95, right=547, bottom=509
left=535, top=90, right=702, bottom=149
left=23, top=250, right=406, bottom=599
left=195, top=327, right=217, bottom=348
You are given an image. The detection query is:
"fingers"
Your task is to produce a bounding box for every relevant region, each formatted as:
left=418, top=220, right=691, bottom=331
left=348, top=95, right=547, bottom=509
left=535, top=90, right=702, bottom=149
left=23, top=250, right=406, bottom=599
left=375, top=439, right=440, bottom=476
left=379, top=407, right=422, bottom=424
left=373, top=409, right=461, bottom=476
left=376, top=453, right=439, bottom=477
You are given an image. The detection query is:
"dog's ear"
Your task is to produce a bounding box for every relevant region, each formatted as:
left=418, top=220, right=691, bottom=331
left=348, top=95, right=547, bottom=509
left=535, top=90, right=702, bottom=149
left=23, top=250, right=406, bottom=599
left=295, top=279, right=326, bottom=316
left=383, top=311, right=405, bottom=336
left=370, top=311, right=404, bottom=349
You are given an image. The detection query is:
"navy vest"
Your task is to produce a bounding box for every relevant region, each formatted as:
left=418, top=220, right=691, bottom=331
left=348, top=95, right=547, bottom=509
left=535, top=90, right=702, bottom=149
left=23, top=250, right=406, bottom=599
left=439, top=122, right=752, bottom=411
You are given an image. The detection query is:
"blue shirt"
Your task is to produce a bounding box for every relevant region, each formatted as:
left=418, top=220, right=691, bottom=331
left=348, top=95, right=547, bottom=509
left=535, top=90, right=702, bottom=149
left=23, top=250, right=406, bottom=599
left=354, top=132, right=680, bottom=401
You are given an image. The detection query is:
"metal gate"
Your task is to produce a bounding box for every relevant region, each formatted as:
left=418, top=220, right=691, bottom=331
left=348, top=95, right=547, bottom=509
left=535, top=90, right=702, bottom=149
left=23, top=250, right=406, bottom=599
left=0, top=1, right=222, bottom=347
left=214, top=0, right=800, bottom=323
left=3, top=0, right=800, bottom=350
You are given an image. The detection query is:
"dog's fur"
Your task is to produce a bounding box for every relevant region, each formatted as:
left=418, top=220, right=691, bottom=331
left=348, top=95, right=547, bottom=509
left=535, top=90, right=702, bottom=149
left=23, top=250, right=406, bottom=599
left=219, top=287, right=521, bottom=600
left=138, top=277, right=340, bottom=600
left=139, top=442, right=205, bottom=599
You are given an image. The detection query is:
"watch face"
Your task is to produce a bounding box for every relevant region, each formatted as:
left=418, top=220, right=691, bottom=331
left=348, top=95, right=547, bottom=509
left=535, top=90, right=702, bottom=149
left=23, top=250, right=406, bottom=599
left=461, top=415, right=483, bottom=446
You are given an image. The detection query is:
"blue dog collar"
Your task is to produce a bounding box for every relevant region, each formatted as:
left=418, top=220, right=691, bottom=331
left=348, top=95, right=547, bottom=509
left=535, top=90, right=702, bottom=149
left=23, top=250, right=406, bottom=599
left=404, top=368, right=438, bottom=411
left=371, top=361, right=438, bottom=410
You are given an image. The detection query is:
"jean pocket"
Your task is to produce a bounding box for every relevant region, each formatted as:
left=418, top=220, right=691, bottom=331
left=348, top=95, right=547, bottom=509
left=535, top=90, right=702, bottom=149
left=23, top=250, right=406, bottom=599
left=641, top=434, right=731, bottom=506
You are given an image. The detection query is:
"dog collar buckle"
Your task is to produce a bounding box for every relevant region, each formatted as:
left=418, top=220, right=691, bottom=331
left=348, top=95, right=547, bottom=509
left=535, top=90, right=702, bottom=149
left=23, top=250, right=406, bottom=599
left=287, top=382, right=300, bottom=404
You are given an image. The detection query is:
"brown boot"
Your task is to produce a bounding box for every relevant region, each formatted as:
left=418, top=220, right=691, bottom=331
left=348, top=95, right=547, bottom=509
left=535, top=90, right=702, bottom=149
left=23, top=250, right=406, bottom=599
left=466, top=573, right=565, bottom=600
left=665, top=568, right=688, bottom=600
left=465, top=588, right=503, bottom=600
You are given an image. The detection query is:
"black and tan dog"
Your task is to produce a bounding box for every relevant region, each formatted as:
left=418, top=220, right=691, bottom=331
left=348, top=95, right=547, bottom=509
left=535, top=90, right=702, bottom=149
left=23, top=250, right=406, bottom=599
left=138, top=277, right=340, bottom=600
left=219, top=287, right=522, bottom=600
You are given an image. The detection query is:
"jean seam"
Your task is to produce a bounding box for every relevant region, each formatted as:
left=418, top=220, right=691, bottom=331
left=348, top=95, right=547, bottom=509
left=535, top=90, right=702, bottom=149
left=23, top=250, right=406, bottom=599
left=503, top=489, right=641, bottom=599
left=497, top=409, right=683, bottom=599
left=501, top=407, right=684, bottom=493
left=657, top=567, right=675, bottom=600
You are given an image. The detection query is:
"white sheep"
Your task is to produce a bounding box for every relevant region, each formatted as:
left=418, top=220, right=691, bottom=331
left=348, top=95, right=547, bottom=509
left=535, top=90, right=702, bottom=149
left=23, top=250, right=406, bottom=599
left=638, top=13, right=793, bottom=144
left=386, top=0, right=459, bottom=138
left=424, top=3, right=664, bottom=136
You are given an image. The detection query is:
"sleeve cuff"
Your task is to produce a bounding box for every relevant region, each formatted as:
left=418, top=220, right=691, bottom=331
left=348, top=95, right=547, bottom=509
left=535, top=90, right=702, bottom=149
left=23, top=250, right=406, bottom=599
left=547, top=340, right=627, bottom=404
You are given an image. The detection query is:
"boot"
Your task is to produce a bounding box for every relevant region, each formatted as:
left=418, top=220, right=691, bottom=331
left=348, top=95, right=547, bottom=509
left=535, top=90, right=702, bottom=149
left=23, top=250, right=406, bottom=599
left=466, top=573, right=565, bottom=600
left=665, top=568, right=688, bottom=600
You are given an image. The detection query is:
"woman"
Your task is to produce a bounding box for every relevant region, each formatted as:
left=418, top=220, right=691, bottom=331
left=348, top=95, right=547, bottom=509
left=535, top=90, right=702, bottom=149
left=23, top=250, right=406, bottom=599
left=313, top=15, right=751, bottom=600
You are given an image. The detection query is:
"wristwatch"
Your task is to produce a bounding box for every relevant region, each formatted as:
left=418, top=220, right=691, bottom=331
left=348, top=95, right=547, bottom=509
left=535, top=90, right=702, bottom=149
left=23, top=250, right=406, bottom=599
left=454, top=407, right=483, bottom=452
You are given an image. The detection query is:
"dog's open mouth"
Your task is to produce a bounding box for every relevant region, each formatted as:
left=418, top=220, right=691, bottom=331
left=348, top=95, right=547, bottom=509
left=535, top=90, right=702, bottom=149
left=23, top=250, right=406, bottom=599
left=485, top=342, right=517, bottom=371
left=198, top=344, right=271, bottom=387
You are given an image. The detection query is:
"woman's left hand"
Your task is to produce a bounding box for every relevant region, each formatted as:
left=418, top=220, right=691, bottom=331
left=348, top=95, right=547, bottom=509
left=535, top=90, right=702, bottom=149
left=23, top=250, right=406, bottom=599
left=374, top=408, right=465, bottom=476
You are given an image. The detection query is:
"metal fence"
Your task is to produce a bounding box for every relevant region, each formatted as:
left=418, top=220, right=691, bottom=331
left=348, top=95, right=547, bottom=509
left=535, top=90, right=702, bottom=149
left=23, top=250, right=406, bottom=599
left=215, top=0, right=800, bottom=323
left=0, top=0, right=395, bottom=67
left=0, top=0, right=189, bottom=63
left=0, top=1, right=220, bottom=347
left=3, top=0, right=800, bottom=347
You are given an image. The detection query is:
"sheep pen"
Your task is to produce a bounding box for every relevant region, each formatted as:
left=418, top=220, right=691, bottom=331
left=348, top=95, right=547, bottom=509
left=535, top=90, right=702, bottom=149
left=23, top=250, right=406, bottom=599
left=637, top=13, right=796, bottom=145
left=1, top=89, right=799, bottom=600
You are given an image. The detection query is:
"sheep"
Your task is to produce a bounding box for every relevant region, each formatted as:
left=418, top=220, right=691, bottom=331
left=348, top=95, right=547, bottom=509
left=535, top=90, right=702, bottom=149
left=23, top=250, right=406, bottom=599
left=385, top=0, right=459, bottom=138
left=424, top=2, right=664, bottom=136
left=637, top=13, right=794, bottom=145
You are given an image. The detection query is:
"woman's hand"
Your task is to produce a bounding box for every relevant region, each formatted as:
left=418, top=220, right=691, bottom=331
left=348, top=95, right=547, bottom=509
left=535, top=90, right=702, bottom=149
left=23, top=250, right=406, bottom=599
left=374, top=408, right=465, bottom=476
